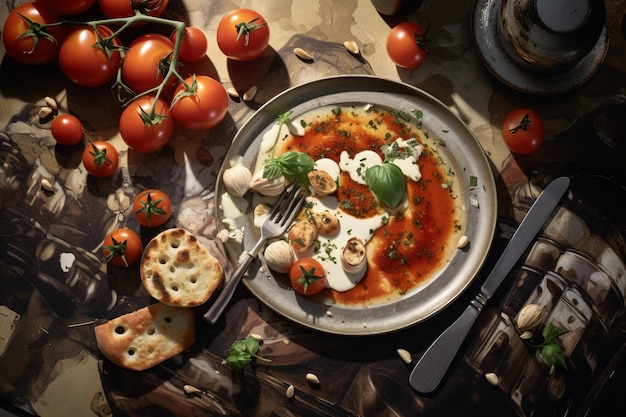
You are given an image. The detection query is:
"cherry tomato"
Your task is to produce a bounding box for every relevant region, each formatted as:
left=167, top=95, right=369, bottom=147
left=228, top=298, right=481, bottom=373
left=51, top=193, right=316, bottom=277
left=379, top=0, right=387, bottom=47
left=289, top=258, right=327, bottom=295
left=122, top=33, right=174, bottom=93
left=2, top=2, right=66, bottom=65
left=133, top=189, right=172, bottom=227
left=59, top=25, right=121, bottom=87
left=82, top=141, right=119, bottom=178
left=97, top=0, right=169, bottom=19
left=216, top=8, right=270, bottom=61
left=36, top=0, right=97, bottom=15
left=51, top=114, right=83, bottom=146
left=501, top=108, right=545, bottom=154
left=170, top=75, right=228, bottom=130
left=386, top=22, right=429, bottom=69
left=170, top=26, right=207, bottom=63
left=119, top=96, right=174, bottom=153
left=102, top=227, right=143, bottom=268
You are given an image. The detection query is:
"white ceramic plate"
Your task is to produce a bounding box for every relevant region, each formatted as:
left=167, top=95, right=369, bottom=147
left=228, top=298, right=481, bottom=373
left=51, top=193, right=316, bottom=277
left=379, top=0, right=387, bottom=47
left=216, top=75, right=497, bottom=335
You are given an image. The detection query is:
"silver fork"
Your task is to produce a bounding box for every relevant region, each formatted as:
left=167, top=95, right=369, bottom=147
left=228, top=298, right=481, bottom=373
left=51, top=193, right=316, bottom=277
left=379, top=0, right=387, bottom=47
left=204, top=183, right=306, bottom=324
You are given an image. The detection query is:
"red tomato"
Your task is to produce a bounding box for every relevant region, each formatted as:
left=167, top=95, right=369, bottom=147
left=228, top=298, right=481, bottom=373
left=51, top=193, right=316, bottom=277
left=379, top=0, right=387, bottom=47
left=59, top=25, right=121, bottom=87
left=501, top=108, right=545, bottom=154
left=170, top=75, right=228, bottom=130
left=97, top=0, right=169, bottom=19
left=119, top=96, right=174, bottom=153
left=289, top=258, right=327, bottom=295
left=51, top=114, right=83, bottom=146
left=82, top=141, right=119, bottom=177
left=122, top=34, right=174, bottom=93
left=216, top=8, right=270, bottom=61
left=2, top=2, right=66, bottom=65
left=170, top=26, right=207, bottom=63
left=102, top=227, right=143, bottom=268
left=133, top=189, right=172, bottom=227
left=386, top=22, right=429, bottom=69
left=36, top=0, right=97, bottom=15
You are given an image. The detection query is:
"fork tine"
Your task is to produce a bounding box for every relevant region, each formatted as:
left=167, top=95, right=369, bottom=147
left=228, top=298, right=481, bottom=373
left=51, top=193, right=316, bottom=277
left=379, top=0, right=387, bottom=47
left=268, top=183, right=302, bottom=221
left=278, top=186, right=305, bottom=226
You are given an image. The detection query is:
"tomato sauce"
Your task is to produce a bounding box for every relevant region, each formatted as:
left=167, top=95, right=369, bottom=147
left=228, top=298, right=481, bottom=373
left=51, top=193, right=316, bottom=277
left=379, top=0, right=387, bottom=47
left=277, top=106, right=460, bottom=305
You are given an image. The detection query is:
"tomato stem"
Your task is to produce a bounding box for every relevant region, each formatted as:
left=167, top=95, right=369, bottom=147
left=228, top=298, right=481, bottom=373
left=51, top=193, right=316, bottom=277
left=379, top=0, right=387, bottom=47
left=509, top=114, right=532, bottom=133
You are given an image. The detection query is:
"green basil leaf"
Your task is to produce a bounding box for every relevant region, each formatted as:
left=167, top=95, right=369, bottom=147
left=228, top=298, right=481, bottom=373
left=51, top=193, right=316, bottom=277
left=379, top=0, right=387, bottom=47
left=365, top=162, right=406, bottom=209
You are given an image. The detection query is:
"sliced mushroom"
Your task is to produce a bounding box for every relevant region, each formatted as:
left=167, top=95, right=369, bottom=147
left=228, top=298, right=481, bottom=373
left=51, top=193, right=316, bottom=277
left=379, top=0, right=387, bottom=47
left=341, top=237, right=366, bottom=273
left=313, top=210, right=340, bottom=236
left=307, top=169, right=337, bottom=196
left=288, top=221, right=318, bottom=253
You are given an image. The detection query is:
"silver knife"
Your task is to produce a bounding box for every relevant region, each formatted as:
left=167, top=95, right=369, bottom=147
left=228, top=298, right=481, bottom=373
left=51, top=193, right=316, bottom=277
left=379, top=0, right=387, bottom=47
left=409, top=176, right=570, bottom=393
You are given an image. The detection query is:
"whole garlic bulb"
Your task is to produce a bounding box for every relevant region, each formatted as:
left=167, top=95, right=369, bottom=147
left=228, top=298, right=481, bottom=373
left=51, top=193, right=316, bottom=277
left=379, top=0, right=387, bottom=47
left=264, top=240, right=295, bottom=273
left=249, top=170, right=286, bottom=196
left=223, top=165, right=252, bottom=197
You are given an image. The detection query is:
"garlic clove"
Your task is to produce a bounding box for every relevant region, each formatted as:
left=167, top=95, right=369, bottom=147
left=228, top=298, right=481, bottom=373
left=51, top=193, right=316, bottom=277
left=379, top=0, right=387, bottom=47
left=517, top=303, right=544, bottom=331
left=249, top=170, right=286, bottom=196
left=223, top=165, right=252, bottom=197
left=341, top=237, right=367, bottom=273
left=264, top=240, right=296, bottom=273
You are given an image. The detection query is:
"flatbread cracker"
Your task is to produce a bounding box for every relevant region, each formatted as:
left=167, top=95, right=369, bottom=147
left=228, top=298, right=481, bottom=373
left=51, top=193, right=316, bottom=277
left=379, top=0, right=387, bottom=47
left=141, top=228, right=223, bottom=307
left=94, top=303, right=194, bottom=371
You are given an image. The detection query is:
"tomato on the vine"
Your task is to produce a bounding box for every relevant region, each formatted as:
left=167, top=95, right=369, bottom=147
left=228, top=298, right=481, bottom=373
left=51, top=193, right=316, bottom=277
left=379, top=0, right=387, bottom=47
left=82, top=141, right=119, bottom=177
left=386, top=22, right=429, bottom=69
left=51, top=114, right=83, bottom=146
left=170, top=75, right=228, bottom=130
left=98, top=0, right=169, bottom=19
left=59, top=25, right=121, bottom=87
left=501, top=108, right=545, bottom=154
left=36, top=0, right=97, bottom=15
left=2, top=2, right=66, bottom=65
left=289, top=258, right=327, bottom=295
left=216, top=8, right=270, bottom=61
left=170, top=26, right=207, bottom=63
left=122, top=33, right=174, bottom=93
left=119, top=96, right=174, bottom=153
left=102, top=227, right=143, bottom=268
left=133, top=189, right=172, bottom=227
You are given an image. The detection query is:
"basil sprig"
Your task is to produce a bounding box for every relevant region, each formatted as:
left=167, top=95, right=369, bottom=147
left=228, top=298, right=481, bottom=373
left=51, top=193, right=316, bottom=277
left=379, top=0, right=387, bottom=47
left=225, top=336, right=271, bottom=371
left=364, top=162, right=406, bottom=209
left=263, top=150, right=314, bottom=188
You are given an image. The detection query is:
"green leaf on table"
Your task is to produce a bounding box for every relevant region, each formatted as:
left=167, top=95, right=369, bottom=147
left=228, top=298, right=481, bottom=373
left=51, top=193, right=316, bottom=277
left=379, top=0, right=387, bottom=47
left=225, top=336, right=271, bottom=371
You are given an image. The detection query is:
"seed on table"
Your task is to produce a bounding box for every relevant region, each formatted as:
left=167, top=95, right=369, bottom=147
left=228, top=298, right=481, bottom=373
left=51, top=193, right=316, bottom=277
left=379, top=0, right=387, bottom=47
left=305, top=373, right=320, bottom=384
left=396, top=348, right=412, bottom=364
left=249, top=333, right=263, bottom=342
left=519, top=330, right=533, bottom=340
left=344, top=41, right=360, bottom=55
left=38, top=106, right=52, bottom=119
left=294, top=47, right=314, bottom=61
left=44, top=96, right=58, bottom=110
left=285, top=384, right=295, bottom=398
left=485, top=372, right=499, bottom=386
left=183, top=384, right=202, bottom=396
left=226, top=87, right=239, bottom=99
left=243, top=86, right=257, bottom=101
left=41, top=178, right=55, bottom=192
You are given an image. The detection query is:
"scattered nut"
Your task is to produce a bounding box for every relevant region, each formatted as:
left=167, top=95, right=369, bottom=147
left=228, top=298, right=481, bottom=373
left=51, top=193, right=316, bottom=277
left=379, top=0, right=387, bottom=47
left=343, top=40, right=360, bottom=55
left=294, top=47, right=314, bottom=61
left=44, top=96, right=58, bottom=110
left=249, top=333, right=263, bottom=342
left=183, top=384, right=202, bottom=396
left=326, top=310, right=333, bottom=317
left=519, top=330, right=534, bottom=340
left=457, top=235, right=469, bottom=249
left=396, top=348, right=412, bottom=364
left=285, top=384, right=295, bottom=398
left=39, top=106, right=53, bottom=119
left=283, top=338, right=290, bottom=345
left=485, top=372, right=499, bottom=386
left=41, top=178, right=55, bottom=193
left=226, top=87, right=240, bottom=99
left=305, top=373, right=320, bottom=384
left=243, top=85, right=257, bottom=102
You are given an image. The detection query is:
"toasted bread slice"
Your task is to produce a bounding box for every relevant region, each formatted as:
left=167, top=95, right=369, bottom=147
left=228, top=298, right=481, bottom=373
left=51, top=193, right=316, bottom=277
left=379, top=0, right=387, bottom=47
left=141, top=228, right=223, bottom=307
left=94, top=303, right=194, bottom=371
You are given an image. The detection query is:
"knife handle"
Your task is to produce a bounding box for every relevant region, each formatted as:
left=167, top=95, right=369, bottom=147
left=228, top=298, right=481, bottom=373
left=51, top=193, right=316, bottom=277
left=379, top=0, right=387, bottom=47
left=409, top=295, right=485, bottom=393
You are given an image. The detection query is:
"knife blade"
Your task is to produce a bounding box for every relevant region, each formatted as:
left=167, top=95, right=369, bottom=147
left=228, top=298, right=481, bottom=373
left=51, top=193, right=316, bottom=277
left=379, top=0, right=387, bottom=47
left=409, top=176, right=570, bottom=393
